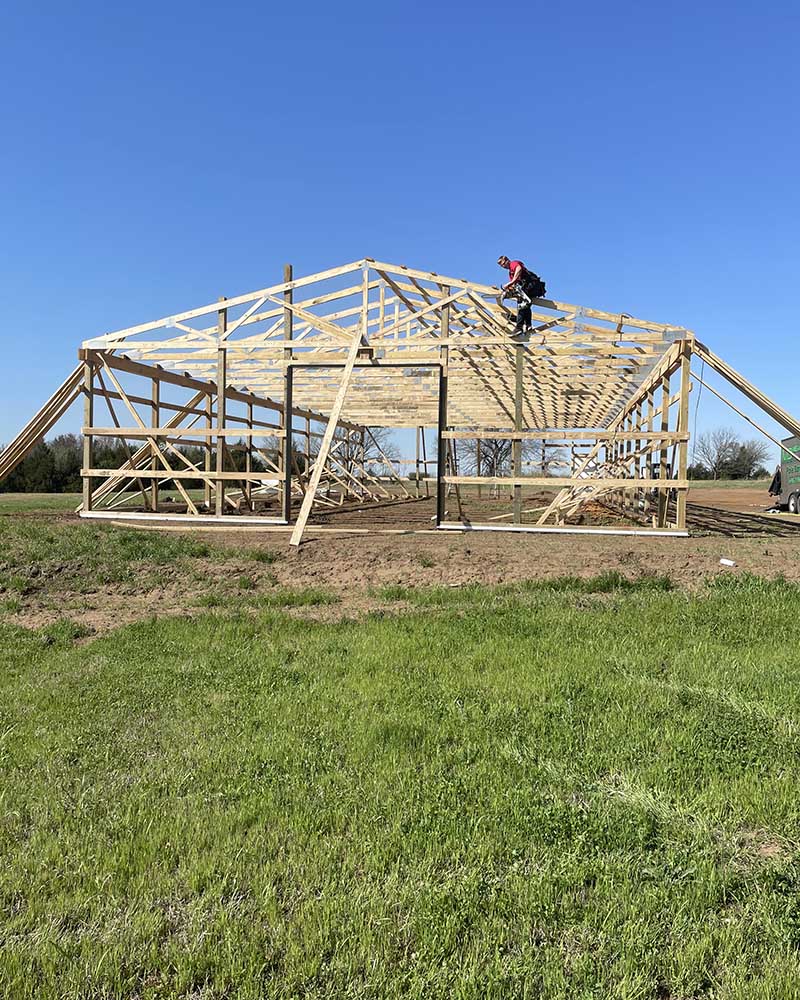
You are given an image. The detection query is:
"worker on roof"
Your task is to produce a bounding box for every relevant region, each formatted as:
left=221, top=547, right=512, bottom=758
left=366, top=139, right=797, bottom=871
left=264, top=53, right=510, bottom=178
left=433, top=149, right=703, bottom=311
left=497, top=256, right=547, bottom=336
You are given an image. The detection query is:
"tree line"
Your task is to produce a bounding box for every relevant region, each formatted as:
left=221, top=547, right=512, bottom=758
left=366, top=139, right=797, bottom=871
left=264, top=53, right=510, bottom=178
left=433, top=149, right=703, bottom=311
left=0, top=429, right=400, bottom=494
left=0, top=427, right=773, bottom=493
left=688, top=428, right=772, bottom=480
left=0, top=434, right=278, bottom=494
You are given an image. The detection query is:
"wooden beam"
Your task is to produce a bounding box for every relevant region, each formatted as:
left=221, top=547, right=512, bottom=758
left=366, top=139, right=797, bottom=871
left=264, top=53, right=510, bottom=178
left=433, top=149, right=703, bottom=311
left=693, top=340, right=800, bottom=439
left=675, top=342, right=691, bottom=529
left=215, top=300, right=227, bottom=517
left=151, top=375, right=160, bottom=512
left=82, top=355, right=94, bottom=512
left=436, top=287, right=450, bottom=525
left=446, top=476, right=689, bottom=488
left=513, top=342, right=524, bottom=524
left=442, top=430, right=689, bottom=441
left=282, top=264, right=293, bottom=522
left=289, top=331, right=363, bottom=546
left=690, top=370, right=800, bottom=465
left=0, top=364, right=84, bottom=484
left=656, top=372, right=670, bottom=528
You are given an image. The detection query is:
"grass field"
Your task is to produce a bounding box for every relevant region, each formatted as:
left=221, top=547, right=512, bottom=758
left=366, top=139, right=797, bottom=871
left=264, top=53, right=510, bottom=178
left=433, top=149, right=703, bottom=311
left=2, top=499, right=800, bottom=997
left=0, top=492, right=82, bottom=513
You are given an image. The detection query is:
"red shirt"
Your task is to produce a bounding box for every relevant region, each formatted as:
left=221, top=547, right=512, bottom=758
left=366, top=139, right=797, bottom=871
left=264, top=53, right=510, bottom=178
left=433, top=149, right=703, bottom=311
left=506, top=260, right=524, bottom=283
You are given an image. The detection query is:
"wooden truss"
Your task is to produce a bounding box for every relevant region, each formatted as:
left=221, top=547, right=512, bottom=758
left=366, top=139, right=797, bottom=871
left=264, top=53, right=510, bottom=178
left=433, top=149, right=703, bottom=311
left=2, top=258, right=799, bottom=542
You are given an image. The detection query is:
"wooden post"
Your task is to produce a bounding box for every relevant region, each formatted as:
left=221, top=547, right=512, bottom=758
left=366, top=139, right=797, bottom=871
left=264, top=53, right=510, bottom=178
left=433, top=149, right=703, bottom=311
left=150, top=375, right=159, bottom=512
left=215, top=298, right=227, bottom=518
left=625, top=413, right=632, bottom=509
left=476, top=439, right=482, bottom=499
left=436, top=287, right=450, bottom=525
left=415, top=425, right=421, bottom=497
left=628, top=409, right=636, bottom=511
left=345, top=428, right=352, bottom=487
left=204, top=393, right=213, bottom=509
left=513, top=343, right=524, bottom=524
left=82, top=352, right=94, bottom=512
left=656, top=372, right=670, bottom=528
left=436, top=370, right=448, bottom=524
left=421, top=425, right=430, bottom=499
left=282, top=264, right=293, bottom=520
left=282, top=366, right=293, bottom=522
left=356, top=428, right=364, bottom=497
left=362, top=429, right=368, bottom=497
left=448, top=440, right=464, bottom=520
left=645, top=389, right=654, bottom=517
left=636, top=403, right=644, bottom=513
left=676, top=341, right=691, bottom=530
left=244, top=401, right=253, bottom=510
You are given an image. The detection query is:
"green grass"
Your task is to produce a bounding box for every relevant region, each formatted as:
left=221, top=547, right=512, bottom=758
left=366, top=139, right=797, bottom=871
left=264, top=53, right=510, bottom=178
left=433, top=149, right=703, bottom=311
left=250, top=548, right=281, bottom=564
left=3, top=573, right=800, bottom=996
left=194, top=587, right=338, bottom=610
left=37, top=617, right=93, bottom=645
left=0, top=492, right=82, bottom=513
left=0, top=519, right=214, bottom=595
left=0, top=516, right=282, bottom=600
left=374, top=570, right=673, bottom=606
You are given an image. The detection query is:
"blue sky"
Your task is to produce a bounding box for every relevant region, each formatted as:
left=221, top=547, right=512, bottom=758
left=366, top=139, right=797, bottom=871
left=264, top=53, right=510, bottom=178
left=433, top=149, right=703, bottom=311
left=1, top=0, right=798, bottom=463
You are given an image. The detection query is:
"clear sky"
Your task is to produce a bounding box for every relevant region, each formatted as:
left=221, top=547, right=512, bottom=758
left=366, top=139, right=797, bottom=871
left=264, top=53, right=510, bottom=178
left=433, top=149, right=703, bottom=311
left=1, top=0, right=798, bottom=462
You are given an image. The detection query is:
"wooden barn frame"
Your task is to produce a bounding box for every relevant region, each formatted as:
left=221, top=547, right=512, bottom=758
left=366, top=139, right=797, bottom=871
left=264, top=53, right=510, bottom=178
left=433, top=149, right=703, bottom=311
left=3, top=258, right=800, bottom=544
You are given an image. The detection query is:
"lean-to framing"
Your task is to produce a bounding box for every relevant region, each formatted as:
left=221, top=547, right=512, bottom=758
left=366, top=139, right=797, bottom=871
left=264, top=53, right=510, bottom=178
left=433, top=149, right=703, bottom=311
left=2, top=258, right=799, bottom=543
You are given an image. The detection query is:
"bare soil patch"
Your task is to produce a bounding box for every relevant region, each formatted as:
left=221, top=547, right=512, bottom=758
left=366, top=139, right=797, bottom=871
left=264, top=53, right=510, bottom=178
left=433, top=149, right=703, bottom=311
left=4, top=482, right=800, bottom=635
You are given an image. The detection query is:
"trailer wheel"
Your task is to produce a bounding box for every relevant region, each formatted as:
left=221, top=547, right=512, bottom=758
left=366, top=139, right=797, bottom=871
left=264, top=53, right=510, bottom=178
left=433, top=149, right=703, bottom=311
left=789, top=492, right=800, bottom=515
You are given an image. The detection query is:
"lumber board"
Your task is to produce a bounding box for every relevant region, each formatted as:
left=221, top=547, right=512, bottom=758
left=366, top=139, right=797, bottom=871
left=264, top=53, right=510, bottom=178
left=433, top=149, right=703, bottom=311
left=690, top=371, right=800, bottom=465
left=445, top=476, right=688, bottom=487
left=289, top=331, right=363, bottom=546
left=438, top=523, right=689, bottom=537
left=0, top=364, right=84, bottom=483
left=693, top=340, right=800, bottom=439
left=83, top=469, right=283, bottom=481
left=443, top=431, right=688, bottom=441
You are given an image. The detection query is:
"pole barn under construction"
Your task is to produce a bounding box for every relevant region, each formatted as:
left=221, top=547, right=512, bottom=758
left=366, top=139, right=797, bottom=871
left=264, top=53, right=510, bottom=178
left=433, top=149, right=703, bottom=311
left=2, top=258, right=799, bottom=545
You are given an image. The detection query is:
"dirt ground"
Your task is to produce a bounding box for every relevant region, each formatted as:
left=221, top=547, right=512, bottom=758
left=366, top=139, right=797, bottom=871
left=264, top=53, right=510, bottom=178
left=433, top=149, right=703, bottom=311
left=259, top=492, right=800, bottom=592
left=6, top=483, right=800, bottom=636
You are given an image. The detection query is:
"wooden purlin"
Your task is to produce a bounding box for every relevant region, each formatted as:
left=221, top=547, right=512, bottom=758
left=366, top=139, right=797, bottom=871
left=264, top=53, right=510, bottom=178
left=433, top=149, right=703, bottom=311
left=87, top=260, right=679, bottom=433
